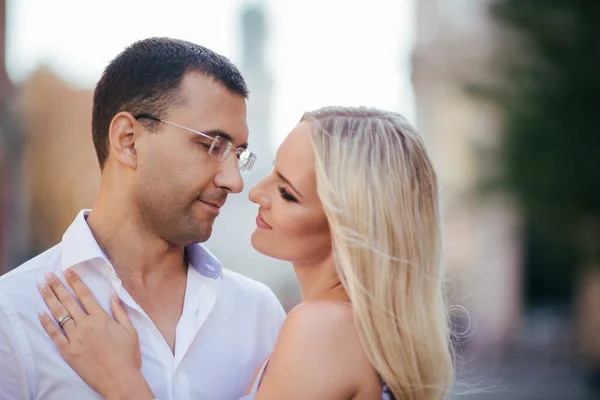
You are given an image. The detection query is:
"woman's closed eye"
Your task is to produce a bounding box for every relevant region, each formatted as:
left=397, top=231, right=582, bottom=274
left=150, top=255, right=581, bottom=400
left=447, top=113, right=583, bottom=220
left=278, top=186, right=298, bottom=202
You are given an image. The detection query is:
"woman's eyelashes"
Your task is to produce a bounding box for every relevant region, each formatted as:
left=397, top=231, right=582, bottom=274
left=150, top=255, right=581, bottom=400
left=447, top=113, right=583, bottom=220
left=278, top=186, right=298, bottom=202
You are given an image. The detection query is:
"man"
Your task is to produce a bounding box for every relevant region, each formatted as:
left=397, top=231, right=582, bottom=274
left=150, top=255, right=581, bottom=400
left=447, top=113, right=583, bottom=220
left=0, top=37, right=286, bottom=400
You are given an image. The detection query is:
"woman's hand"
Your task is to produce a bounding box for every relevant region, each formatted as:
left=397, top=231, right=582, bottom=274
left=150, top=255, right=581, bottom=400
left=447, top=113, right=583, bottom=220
left=38, top=270, right=154, bottom=400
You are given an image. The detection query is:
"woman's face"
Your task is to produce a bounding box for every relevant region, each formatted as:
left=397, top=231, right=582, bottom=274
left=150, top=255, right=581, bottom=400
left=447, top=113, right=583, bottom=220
left=248, top=122, right=332, bottom=264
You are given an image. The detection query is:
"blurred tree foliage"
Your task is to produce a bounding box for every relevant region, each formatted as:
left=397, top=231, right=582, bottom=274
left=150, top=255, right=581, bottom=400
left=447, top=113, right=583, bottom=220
left=485, top=0, right=600, bottom=302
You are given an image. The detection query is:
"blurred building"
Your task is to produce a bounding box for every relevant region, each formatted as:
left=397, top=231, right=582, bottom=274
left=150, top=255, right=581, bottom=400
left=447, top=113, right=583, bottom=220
left=205, top=2, right=301, bottom=311
left=0, top=0, right=30, bottom=273
left=412, top=0, right=523, bottom=352
left=17, top=67, right=99, bottom=253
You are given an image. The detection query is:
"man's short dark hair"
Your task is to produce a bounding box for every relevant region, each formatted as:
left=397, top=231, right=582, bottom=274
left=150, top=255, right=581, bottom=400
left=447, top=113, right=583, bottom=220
left=92, top=37, right=249, bottom=169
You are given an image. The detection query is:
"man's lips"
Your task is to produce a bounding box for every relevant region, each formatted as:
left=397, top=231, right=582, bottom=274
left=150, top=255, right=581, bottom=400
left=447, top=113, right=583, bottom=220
left=197, top=198, right=225, bottom=209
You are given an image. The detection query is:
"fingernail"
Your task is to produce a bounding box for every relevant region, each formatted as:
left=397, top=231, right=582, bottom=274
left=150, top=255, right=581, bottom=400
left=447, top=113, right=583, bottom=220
left=43, top=271, right=57, bottom=283
left=112, top=290, right=124, bottom=305
left=38, top=311, right=48, bottom=322
left=38, top=280, right=48, bottom=292
left=64, top=270, right=75, bottom=281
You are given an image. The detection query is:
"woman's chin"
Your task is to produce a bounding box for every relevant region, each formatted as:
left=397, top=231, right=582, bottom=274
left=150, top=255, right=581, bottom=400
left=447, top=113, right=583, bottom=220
left=250, top=231, right=287, bottom=261
left=250, top=230, right=269, bottom=255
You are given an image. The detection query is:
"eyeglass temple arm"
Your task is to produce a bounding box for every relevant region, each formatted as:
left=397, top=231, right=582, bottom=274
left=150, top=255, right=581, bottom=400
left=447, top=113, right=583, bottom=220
left=133, top=113, right=161, bottom=122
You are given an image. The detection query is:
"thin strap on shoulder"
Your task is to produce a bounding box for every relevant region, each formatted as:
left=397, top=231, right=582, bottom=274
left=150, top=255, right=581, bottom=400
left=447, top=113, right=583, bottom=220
left=381, top=381, right=395, bottom=400
left=249, top=355, right=271, bottom=394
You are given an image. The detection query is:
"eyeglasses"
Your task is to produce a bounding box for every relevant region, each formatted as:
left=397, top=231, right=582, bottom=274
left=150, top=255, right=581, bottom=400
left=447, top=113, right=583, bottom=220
left=134, top=113, right=257, bottom=172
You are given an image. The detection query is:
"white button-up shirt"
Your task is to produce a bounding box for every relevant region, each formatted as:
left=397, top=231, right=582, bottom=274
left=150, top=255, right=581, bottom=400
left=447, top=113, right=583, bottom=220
left=0, top=210, right=286, bottom=400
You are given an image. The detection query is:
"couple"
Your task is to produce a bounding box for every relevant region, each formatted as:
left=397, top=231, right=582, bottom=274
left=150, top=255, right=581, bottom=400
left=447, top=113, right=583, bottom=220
left=0, top=37, right=454, bottom=400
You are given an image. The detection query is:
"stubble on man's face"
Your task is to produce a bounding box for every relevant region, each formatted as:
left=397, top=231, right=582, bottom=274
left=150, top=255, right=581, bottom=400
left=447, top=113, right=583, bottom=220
left=128, top=72, right=249, bottom=246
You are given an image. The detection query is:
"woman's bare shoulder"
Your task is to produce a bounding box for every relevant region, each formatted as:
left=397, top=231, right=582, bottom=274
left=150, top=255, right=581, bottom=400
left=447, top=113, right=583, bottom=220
left=285, top=300, right=354, bottom=331
left=253, top=301, right=380, bottom=400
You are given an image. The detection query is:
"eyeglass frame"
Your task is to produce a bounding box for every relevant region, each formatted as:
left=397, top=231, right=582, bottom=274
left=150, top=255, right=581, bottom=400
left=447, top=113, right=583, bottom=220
left=134, top=113, right=257, bottom=172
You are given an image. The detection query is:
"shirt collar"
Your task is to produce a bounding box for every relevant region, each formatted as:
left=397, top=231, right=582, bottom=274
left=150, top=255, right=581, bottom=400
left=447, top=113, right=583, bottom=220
left=61, top=209, right=223, bottom=280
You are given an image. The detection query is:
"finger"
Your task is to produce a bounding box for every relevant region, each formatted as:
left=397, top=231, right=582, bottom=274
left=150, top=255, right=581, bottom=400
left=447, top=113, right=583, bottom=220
left=64, top=269, right=106, bottom=316
left=38, top=310, right=69, bottom=351
left=111, top=292, right=135, bottom=332
left=44, top=272, right=87, bottom=321
left=38, top=280, right=77, bottom=336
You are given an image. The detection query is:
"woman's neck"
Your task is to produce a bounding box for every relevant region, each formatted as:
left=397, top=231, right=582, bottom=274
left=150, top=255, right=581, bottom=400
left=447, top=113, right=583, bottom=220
left=292, top=256, right=349, bottom=303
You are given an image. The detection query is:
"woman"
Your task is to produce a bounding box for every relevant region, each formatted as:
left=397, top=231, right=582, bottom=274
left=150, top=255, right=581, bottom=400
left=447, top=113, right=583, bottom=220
left=38, top=106, right=455, bottom=400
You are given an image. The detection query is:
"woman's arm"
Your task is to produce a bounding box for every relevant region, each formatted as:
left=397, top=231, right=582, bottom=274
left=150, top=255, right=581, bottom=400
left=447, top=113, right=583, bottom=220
left=38, top=270, right=155, bottom=399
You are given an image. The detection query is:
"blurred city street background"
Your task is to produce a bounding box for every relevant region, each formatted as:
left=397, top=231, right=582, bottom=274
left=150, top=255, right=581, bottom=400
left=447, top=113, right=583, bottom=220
left=1, top=1, right=599, bottom=398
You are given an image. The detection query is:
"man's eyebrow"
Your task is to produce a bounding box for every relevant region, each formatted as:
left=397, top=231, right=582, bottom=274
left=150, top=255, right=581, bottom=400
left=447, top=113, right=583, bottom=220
left=203, top=129, right=248, bottom=149
left=276, top=171, right=304, bottom=198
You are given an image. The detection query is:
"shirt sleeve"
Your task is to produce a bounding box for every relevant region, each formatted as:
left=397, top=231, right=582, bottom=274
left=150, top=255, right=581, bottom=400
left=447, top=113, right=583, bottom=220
left=0, top=292, right=32, bottom=400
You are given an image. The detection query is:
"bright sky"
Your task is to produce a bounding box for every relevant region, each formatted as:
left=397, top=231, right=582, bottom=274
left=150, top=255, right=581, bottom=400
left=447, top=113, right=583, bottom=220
left=6, top=0, right=416, bottom=146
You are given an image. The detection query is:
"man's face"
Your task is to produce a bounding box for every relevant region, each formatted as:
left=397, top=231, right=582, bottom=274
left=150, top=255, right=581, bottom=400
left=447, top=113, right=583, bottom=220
left=130, top=72, right=249, bottom=245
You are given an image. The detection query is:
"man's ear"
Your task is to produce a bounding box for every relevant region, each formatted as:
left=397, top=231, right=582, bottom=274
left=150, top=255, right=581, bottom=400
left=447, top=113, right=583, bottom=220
left=108, top=112, right=139, bottom=170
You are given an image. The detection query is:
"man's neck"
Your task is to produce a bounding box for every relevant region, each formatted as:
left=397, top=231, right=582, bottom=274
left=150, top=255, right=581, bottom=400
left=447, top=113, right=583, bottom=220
left=86, top=201, right=187, bottom=290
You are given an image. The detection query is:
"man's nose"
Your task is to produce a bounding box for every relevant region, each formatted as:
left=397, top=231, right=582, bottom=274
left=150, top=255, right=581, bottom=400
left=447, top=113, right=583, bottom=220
left=214, top=152, right=244, bottom=194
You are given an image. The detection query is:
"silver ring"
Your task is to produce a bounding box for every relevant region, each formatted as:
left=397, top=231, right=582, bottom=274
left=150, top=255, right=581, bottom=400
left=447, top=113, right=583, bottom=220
left=57, top=314, right=73, bottom=329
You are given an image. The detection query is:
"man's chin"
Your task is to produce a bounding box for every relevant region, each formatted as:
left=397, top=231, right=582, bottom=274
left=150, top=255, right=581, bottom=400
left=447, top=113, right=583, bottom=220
left=190, top=225, right=213, bottom=244
left=168, top=220, right=214, bottom=246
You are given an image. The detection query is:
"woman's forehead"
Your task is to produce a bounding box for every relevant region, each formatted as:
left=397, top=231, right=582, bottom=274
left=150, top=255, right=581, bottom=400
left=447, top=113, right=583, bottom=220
left=276, top=123, right=317, bottom=193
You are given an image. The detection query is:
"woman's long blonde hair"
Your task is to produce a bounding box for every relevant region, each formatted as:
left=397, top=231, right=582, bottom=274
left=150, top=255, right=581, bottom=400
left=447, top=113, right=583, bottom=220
left=302, top=106, right=454, bottom=400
